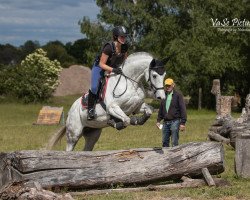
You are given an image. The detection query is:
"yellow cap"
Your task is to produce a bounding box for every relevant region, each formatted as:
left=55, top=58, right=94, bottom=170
left=164, top=78, right=174, bottom=86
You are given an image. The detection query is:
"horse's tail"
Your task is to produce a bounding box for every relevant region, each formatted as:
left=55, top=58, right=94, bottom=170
left=45, top=125, right=66, bottom=150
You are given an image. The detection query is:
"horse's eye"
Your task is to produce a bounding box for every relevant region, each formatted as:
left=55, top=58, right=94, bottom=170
left=152, top=74, right=157, bottom=79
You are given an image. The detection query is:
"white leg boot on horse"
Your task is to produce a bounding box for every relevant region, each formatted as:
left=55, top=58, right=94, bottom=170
left=130, top=103, right=153, bottom=125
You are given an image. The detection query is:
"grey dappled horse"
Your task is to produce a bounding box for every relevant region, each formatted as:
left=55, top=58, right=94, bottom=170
left=62, top=52, right=167, bottom=151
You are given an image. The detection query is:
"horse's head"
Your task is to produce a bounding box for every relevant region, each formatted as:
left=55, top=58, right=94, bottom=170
left=146, top=58, right=166, bottom=100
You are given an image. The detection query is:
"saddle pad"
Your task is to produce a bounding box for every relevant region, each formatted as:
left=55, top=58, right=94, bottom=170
left=81, top=92, right=89, bottom=109
left=100, top=75, right=110, bottom=100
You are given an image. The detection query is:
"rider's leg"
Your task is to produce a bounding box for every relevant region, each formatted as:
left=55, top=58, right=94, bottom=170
left=87, top=65, right=102, bottom=120
left=87, top=90, right=97, bottom=120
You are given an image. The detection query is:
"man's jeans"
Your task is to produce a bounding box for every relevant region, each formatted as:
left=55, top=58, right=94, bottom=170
left=162, top=119, right=180, bottom=147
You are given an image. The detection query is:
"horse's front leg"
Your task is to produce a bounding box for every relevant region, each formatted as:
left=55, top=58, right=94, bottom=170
left=130, top=103, right=153, bottom=125
left=138, top=102, right=154, bottom=115
left=107, top=103, right=131, bottom=126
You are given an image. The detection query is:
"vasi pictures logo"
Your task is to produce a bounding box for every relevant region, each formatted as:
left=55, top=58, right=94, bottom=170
left=211, top=18, right=250, bottom=32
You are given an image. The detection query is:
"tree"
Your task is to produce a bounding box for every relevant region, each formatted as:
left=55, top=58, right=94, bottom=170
left=43, top=41, right=76, bottom=68
left=20, top=40, right=40, bottom=60
left=8, top=49, right=62, bottom=102
left=79, top=0, right=249, bottom=107
left=0, top=44, right=22, bottom=65
left=166, top=0, right=249, bottom=107
left=78, top=18, right=110, bottom=66
left=66, top=39, right=92, bottom=65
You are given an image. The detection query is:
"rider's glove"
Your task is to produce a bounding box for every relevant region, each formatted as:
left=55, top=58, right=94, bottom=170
left=112, top=68, right=123, bottom=74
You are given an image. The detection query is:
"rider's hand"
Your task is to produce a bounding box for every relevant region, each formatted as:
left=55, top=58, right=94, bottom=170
left=112, top=68, right=123, bottom=74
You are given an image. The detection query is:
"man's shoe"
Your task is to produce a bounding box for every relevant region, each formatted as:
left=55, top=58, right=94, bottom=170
left=87, top=108, right=95, bottom=120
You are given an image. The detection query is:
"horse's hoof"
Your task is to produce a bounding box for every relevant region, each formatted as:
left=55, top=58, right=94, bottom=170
left=107, top=120, right=126, bottom=130
left=130, top=116, right=138, bottom=125
left=116, top=122, right=126, bottom=130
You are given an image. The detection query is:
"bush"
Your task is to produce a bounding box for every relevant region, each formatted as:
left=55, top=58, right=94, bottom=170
left=10, top=49, right=62, bottom=103
left=149, top=99, right=161, bottom=109
left=0, top=64, right=7, bottom=95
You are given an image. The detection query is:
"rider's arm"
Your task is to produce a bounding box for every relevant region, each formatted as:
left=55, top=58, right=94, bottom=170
left=99, top=53, right=113, bottom=72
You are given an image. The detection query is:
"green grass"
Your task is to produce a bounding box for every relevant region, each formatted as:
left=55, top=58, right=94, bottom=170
left=0, top=96, right=249, bottom=200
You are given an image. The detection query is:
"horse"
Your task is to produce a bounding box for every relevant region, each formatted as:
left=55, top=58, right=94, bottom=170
left=51, top=52, right=168, bottom=151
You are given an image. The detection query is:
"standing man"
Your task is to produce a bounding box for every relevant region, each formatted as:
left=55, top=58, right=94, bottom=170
left=156, top=78, right=187, bottom=147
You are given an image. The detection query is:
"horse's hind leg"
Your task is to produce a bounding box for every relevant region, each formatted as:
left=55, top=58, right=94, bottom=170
left=82, top=128, right=102, bottom=151
left=66, top=127, right=83, bottom=151
left=66, top=119, right=84, bottom=151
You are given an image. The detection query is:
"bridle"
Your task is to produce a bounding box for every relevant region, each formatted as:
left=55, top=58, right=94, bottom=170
left=148, top=66, right=165, bottom=94
left=112, top=59, right=165, bottom=98
left=147, top=59, right=166, bottom=94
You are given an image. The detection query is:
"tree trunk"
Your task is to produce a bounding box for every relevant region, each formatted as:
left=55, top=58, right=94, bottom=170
left=0, top=142, right=225, bottom=190
left=208, top=93, right=250, bottom=148
left=208, top=131, right=230, bottom=144
left=235, top=133, right=250, bottom=178
left=198, top=87, right=202, bottom=110
left=69, top=177, right=230, bottom=197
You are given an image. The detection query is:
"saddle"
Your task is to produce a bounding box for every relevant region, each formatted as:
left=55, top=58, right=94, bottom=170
left=81, top=76, right=109, bottom=109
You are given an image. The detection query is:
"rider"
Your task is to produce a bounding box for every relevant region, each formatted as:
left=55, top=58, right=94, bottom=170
left=87, top=26, right=129, bottom=120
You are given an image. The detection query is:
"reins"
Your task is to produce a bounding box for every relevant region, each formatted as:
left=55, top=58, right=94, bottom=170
left=112, top=62, right=140, bottom=98
left=110, top=52, right=174, bottom=99
left=112, top=64, right=163, bottom=98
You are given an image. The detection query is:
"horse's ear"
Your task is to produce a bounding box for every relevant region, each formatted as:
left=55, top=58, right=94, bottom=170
left=162, top=52, right=176, bottom=65
left=150, top=59, right=156, bottom=69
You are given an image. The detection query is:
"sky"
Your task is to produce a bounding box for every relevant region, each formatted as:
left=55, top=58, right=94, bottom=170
left=0, top=0, right=100, bottom=47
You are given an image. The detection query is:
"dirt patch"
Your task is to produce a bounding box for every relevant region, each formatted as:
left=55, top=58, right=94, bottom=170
left=53, top=65, right=91, bottom=96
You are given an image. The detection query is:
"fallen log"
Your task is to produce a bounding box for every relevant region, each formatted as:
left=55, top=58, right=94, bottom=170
left=0, top=181, right=73, bottom=200
left=0, top=142, right=225, bottom=191
left=201, top=168, right=215, bottom=186
left=208, top=131, right=230, bottom=144
left=69, top=177, right=230, bottom=197
left=209, top=94, right=250, bottom=148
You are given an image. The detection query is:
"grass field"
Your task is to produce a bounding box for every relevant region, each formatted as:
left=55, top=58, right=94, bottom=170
left=0, top=95, right=249, bottom=200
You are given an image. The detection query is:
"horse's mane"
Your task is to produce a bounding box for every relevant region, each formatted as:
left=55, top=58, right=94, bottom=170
left=126, top=52, right=153, bottom=61
left=124, top=52, right=153, bottom=69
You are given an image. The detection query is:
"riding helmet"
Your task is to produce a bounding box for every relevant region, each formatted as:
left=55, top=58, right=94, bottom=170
left=113, top=26, right=128, bottom=39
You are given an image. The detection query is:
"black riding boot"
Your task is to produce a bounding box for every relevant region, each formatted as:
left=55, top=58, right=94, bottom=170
left=87, top=90, right=97, bottom=120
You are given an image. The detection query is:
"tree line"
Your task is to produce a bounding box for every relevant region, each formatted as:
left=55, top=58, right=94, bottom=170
left=0, top=0, right=249, bottom=108
left=80, top=0, right=249, bottom=108
left=0, top=39, right=91, bottom=68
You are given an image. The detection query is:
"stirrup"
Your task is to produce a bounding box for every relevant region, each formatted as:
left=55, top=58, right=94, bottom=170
left=87, top=109, right=96, bottom=120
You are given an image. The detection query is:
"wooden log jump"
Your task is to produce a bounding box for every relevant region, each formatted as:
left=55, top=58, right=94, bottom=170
left=209, top=80, right=250, bottom=148
left=0, top=142, right=225, bottom=191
